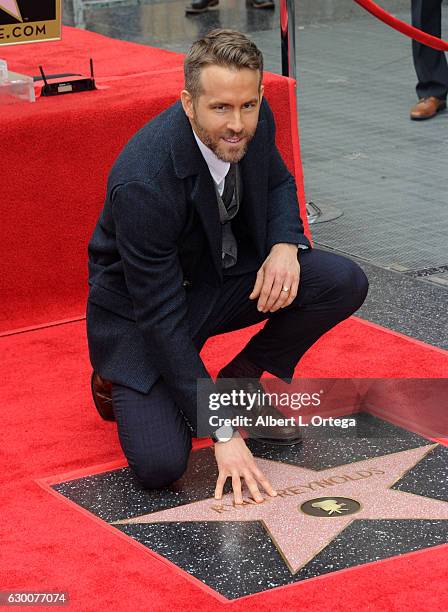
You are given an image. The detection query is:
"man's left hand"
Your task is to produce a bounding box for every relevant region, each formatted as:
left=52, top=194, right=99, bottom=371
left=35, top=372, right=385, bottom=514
left=249, top=243, right=300, bottom=312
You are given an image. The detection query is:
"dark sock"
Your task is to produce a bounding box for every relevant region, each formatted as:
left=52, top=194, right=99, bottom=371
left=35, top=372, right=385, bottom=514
left=218, top=352, right=264, bottom=380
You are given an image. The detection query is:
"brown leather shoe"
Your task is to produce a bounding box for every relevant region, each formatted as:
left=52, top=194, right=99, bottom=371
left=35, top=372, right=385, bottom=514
left=217, top=377, right=303, bottom=446
left=410, top=97, right=446, bottom=121
left=91, top=372, right=115, bottom=421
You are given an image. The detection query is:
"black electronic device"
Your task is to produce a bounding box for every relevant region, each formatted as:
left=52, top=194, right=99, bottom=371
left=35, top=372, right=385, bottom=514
left=36, top=59, right=97, bottom=96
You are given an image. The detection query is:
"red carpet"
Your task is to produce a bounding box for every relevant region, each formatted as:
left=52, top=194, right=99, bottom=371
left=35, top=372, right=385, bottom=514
left=2, top=26, right=447, bottom=610
left=0, top=27, right=308, bottom=334
left=0, top=26, right=183, bottom=78
left=1, top=317, right=447, bottom=609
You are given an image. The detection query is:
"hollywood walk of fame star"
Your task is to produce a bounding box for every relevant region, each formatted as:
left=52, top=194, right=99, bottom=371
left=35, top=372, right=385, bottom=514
left=112, top=444, right=448, bottom=573
left=0, top=1, right=22, bottom=22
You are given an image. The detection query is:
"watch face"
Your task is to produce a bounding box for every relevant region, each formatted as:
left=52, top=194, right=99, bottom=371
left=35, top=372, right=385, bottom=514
left=215, top=424, right=233, bottom=442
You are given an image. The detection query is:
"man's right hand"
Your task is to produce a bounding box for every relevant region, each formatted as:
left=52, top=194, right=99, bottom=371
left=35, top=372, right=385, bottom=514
left=214, top=434, right=278, bottom=505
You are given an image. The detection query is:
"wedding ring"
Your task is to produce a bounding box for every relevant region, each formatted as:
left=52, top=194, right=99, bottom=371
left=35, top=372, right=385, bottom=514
left=282, top=286, right=290, bottom=292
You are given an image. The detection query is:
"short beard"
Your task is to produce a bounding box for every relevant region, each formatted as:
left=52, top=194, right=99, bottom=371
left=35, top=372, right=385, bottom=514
left=191, top=111, right=254, bottom=164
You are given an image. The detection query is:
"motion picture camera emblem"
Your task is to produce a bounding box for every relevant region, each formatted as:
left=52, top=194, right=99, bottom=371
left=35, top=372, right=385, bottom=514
left=300, top=497, right=361, bottom=517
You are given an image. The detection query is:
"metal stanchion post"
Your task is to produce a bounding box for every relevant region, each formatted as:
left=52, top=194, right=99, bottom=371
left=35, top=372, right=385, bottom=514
left=280, top=0, right=297, bottom=82
left=279, top=0, right=342, bottom=224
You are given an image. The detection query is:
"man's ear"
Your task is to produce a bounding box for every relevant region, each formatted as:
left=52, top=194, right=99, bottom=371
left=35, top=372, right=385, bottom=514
left=181, top=89, right=194, bottom=120
left=259, top=83, right=264, bottom=104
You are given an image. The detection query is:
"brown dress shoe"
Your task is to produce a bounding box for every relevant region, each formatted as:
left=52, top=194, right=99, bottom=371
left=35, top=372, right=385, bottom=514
left=410, top=97, right=446, bottom=121
left=91, top=371, right=115, bottom=421
left=217, top=377, right=303, bottom=446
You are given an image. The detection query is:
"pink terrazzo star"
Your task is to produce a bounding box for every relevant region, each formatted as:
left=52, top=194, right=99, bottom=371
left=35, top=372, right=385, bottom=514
left=0, top=1, right=22, bottom=21
left=113, top=444, right=448, bottom=573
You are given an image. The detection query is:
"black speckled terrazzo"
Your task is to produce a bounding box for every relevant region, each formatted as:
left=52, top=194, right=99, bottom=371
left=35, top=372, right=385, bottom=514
left=114, top=520, right=448, bottom=599
left=245, top=411, right=429, bottom=470
left=393, top=444, right=448, bottom=503
left=51, top=413, right=448, bottom=600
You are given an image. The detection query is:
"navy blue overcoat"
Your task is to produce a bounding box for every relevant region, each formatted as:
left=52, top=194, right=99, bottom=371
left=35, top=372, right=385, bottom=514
left=87, top=98, right=310, bottom=415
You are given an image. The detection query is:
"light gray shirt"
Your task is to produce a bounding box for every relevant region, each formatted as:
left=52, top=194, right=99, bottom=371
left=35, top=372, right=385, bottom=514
left=193, top=130, right=230, bottom=196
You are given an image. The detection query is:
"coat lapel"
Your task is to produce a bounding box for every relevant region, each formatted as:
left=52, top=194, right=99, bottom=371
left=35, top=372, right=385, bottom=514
left=170, top=102, right=223, bottom=279
left=190, top=170, right=223, bottom=279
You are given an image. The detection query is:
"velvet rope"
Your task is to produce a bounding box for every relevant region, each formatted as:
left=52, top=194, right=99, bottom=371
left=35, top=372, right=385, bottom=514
left=354, top=0, right=448, bottom=51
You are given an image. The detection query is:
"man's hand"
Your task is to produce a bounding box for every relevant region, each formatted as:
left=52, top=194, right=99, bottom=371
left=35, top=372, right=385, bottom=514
left=214, top=434, right=277, bottom=505
left=249, top=243, right=300, bottom=312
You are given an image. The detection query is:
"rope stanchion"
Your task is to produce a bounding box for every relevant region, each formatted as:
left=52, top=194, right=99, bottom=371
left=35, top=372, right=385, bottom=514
left=354, top=0, right=448, bottom=52
left=280, top=0, right=297, bottom=81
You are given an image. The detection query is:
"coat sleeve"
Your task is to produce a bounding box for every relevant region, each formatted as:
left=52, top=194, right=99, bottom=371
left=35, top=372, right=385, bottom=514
left=111, top=180, right=231, bottom=435
left=263, top=101, right=311, bottom=252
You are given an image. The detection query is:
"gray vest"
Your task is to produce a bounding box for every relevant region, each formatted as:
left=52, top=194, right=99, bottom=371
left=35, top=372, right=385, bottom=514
left=214, top=163, right=243, bottom=269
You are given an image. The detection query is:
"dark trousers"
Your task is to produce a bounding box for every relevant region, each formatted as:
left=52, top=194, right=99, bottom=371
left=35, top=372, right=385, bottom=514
left=412, top=0, right=448, bottom=100
left=111, top=248, right=368, bottom=489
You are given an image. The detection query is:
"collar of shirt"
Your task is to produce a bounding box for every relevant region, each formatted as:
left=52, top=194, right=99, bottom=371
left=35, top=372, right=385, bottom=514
left=193, top=129, right=230, bottom=196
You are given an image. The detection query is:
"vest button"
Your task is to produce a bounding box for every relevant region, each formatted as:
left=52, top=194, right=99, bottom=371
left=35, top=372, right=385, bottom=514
left=182, top=279, right=192, bottom=288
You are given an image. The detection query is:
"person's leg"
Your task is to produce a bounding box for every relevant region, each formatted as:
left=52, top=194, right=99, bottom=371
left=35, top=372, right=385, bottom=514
left=201, top=249, right=368, bottom=380
left=237, top=249, right=368, bottom=379
left=412, top=0, right=448, bottom=100
left=111, top=378, right=192, bottom=489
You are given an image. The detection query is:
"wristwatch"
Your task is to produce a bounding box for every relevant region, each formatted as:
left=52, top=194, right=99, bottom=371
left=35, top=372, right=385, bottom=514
left=211, top=424, right=234, bottom=443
